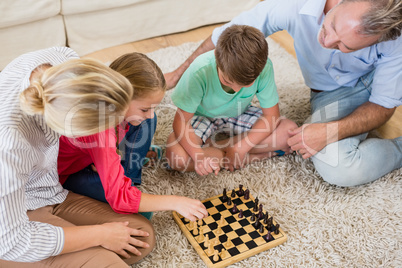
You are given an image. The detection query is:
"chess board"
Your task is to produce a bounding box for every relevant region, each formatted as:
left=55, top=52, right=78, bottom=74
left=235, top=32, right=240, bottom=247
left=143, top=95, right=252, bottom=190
left=172, top=187, right=287, bottom=268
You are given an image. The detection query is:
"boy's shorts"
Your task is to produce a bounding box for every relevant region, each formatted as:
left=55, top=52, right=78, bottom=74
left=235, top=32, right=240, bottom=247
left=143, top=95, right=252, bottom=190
left=191, top=105, right=262, bottom=143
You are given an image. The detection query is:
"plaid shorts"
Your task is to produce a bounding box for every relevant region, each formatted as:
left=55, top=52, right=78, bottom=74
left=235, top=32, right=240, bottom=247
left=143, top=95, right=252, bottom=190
left=191, top=105, right=262, bottom=143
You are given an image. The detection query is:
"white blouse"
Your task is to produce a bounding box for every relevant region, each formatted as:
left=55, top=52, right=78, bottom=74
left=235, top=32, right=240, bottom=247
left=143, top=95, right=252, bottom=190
left=0, top=47, right=78, bottom=262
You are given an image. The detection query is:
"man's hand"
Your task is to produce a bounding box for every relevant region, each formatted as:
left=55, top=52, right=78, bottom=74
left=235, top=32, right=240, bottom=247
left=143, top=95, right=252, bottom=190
left=287, top=122, right=339, bottom=159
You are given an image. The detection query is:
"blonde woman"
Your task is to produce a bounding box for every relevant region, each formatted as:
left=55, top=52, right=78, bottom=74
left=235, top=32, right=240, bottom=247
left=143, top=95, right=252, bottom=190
left=58, top=52, right=208, bottom=221
left=0, top=47, right=155, bottom=267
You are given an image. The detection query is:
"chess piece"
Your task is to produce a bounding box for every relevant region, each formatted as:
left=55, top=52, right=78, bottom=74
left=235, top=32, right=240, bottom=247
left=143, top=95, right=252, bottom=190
left=216, top=226, right=222, bottom=235
left=198, top=219, right=203, bottom=226
left=258, top=211, right=264, bottom=221
left=264, top=231, right=272, bottom=241
left=263, top=213, right=269, bottom=224
left=238, top=184, right=244, bottom=196
left=227, top=197, right=232, bottom=206
left=213, top=250, right=219, bottom=261
left=275, top=223, right=280, bottom=235
left=238, top=209, right=244, bottom=218
left=197, top=229, right=205, bottom=243
left=204, top=234, right=210, bottom=248
left=184, top=218, right=190, bottom=222
left=207, top=241, right=214, bottom=255
left=250, top=213, right=256, bottom=222
left=259, top=204, right=263, bottom=213
left=220, top=249, right=228, bottom=259
left=193, top=227, right=199, bottom=235
left=267, top=217, right=273, bottom=229
left=244, top=189, right=250, bottom=200
left=253, top=202, right=258, bottom=212
left=222, top=188, right=228, bottom=202
left=224, top=238, right=231, bottom=248
left=189, top=221, right=194, bottom=229
left=253, top=220, right=261, bottom=229
left=231, top=204, right=239, bottom=213
left=219, top=217, right=225, bottom=226
left=198, top=228, right=204, bottom=242
left=231, top=189, right=236, bottom=198
left=259, top=224, right=265, bottom=234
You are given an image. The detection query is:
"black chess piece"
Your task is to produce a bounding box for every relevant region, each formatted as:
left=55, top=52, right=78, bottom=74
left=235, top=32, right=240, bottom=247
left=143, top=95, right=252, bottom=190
left=258, top=211, right=264, bottom=221
left=244, top=189, right=250, bottom=200
left=274, top=223, right=280, bottom=235
left=253, top=219, right=261, bottom=229
left=263, top=213, right=269, bottom=224
left=264, top=231, right=272, bottom=241
left=259, top=224, right=265, bottom=233
left=238, top=184, right=244, bottom=196
left=231, top=204, right=239, bottom=213
left=238, top=209, right=244, bottom=218
left=231, top=189, right=236, bottom=198
left=250, top=213, right=256, bottom=222
left=258, top=204, right=263, bottom=213
left=267, top=217, right=273, bottom=229
left=253, top=202, right=258, bottom=212
left=227, top=197, right=232, bottom=206
left=255, top=197, right=259, bottom=206
left=222, top=188, right=228, bottom=202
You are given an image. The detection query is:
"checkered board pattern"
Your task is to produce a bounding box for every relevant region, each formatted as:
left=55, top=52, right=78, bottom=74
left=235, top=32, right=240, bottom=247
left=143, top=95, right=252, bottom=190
left=172, top=188, right=287, bottom=268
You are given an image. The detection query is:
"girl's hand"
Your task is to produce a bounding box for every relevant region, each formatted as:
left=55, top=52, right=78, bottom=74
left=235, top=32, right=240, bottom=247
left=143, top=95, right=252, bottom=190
left=99, top=221, right=150, bottom=258
left=174, top=196, right=208, bottom=222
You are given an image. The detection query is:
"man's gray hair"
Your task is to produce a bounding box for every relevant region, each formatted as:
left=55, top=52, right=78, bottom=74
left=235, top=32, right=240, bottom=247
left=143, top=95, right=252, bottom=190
left=342, top=0, right=402, bottom=41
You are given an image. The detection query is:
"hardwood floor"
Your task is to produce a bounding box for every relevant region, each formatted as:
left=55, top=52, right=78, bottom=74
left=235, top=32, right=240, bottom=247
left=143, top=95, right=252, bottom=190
left=85, top=25, right=400, bottom=139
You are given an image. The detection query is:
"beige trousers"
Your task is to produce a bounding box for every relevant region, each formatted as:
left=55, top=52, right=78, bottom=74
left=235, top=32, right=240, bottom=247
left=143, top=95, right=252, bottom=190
left=0, top=192, right=155, bottom=268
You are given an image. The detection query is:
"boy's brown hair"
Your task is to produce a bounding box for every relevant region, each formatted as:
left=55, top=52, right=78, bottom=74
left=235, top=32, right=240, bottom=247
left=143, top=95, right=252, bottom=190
left=110, top=52, right=166, bottom=99
left=215, top=25, right=268, bottom=86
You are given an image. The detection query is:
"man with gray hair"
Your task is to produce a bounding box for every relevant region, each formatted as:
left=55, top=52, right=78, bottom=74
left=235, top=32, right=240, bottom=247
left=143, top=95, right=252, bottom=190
left=165, top=0, right=402, bottom=187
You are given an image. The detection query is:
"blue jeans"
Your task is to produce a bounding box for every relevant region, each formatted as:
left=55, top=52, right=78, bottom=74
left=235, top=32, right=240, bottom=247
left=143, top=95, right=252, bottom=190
left=63, top=116, right=157, bottom=203
left=309, top=71, right=402, bottom=186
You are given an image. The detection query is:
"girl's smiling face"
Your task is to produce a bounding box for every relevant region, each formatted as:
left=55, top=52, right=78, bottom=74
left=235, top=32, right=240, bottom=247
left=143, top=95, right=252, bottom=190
left=124, top=90, right=165, bottom=125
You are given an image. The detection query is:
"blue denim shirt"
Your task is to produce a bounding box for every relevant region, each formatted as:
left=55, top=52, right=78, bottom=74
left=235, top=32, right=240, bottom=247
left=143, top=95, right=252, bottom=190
left=211, top=0, right=402, bottom=108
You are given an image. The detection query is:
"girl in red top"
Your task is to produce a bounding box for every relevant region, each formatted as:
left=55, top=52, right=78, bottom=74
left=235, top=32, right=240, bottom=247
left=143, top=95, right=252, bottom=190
left=58, top=52, right=207, bottom=221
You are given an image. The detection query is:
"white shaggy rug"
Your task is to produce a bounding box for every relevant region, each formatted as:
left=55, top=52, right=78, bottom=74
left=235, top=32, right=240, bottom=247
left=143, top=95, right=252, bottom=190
left=132, top=39, right=401, bottom=267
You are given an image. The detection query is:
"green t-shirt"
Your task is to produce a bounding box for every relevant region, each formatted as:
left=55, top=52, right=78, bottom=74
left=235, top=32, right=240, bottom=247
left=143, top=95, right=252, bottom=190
left=171, top=51, right=279, bottom=118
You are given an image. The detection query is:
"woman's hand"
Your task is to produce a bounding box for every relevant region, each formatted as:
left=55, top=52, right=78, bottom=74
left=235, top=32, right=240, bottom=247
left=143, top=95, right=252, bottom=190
left=99, top=221, right=150, bottom=258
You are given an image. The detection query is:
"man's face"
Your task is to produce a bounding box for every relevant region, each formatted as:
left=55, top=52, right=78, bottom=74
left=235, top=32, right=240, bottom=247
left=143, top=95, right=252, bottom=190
left=317, top=1, right=381, bottom=53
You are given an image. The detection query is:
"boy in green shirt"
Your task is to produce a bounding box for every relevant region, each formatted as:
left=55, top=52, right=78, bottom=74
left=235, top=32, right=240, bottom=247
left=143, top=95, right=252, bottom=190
left=166, top=25, right=297, bottom=176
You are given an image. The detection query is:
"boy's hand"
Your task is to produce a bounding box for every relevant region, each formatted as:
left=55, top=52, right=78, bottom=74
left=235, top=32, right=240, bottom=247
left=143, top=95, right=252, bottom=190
left=174, top=196, right=208, bottom=222
left=194, top=155, right=220, bottom=176
left=223, top=146, right=246, bottom=172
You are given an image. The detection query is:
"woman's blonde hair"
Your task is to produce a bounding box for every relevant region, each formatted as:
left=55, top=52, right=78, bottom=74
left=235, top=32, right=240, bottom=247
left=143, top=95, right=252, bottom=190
left=20, top=58, right=134, bottom=137
left=109, top=52, right=166, bottom=99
